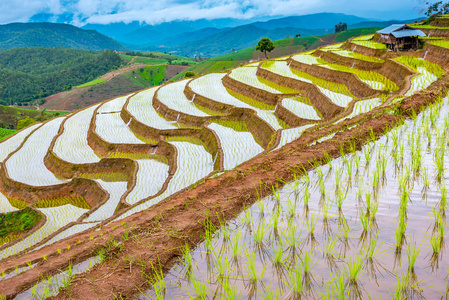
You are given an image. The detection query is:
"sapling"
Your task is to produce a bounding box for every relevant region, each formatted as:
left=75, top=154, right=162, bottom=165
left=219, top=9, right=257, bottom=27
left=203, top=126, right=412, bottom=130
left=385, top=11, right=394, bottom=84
left=346, top=250, right=366, bottom=284
left=406, top=234, right=422, bottom=271
left=287, top=258, right=304, bottom=298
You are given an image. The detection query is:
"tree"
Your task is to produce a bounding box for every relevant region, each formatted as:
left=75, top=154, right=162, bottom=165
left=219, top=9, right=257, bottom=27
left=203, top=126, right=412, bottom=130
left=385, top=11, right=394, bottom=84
left=295, top=34, right=301, bottom=38
left=185, top=71, right=195, bottom=78
left=256, top=38, right=275, bottom=59
left=17, top=117, right=36, bottom=130
left=425, top=1, right=449, bottom=16
left=334, top=22, right=348, bottom=33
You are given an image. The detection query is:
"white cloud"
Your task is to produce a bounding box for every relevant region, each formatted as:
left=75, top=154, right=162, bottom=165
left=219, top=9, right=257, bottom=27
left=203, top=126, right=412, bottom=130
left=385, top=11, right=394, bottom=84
left=0, top=0, right=426, bottom=25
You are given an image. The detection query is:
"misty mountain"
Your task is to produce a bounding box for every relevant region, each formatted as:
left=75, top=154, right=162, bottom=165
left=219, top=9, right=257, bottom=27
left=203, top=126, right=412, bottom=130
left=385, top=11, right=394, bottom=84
left=145, top=24, right=329, bottom=57
left=0, top=23, right=127, bottom=51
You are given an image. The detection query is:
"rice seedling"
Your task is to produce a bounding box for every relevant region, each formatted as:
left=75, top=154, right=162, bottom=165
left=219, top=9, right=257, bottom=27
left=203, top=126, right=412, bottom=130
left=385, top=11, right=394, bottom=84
left=253, top=218, right=270, bottom=244
left=282, top=223, right=301, bottom=250
left=406, top=234, right=422, bottom=271
left=229, top=229, right=242, bottom=259
left=286, top=258, right=305, bottom=298
left=245, top=248, right=266, bottom=283
left=272, top=242, right=288, bottom=265
left=303, top=183, right=311, bottom=207
left=359, top=209, right=370, bottom=233
left=322, top=196, right=334, bottom=220
left=339, top=216, right=351, bottom=241
left=302, top=212, right=318, bottom=236
left=284, top=195, right=297, bottom=219
left=336, top=185, right=347, bottom=211
left=345, top=250, right=366, bottom=284
left=300, top=248, right=316, bottom=276
left=365, top=231, right=380, bottom=260
left=329, top=271, right=349, bottom=300
left=395, top=216, right=408, bottom=251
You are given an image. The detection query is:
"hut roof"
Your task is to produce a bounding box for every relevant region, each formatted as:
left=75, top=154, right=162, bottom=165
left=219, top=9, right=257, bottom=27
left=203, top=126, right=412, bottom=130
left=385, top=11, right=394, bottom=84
left=377, top=24, right=426, bottom=37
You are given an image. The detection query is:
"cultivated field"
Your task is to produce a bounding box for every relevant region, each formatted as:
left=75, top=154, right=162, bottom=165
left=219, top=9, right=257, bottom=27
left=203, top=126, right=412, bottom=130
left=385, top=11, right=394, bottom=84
left=1, top=15, right=449, bottom=300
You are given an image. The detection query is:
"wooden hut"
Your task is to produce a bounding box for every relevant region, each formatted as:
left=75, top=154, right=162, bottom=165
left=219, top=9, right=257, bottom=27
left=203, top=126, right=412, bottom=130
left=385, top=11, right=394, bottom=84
left=377, top=24, right=426, bottom=51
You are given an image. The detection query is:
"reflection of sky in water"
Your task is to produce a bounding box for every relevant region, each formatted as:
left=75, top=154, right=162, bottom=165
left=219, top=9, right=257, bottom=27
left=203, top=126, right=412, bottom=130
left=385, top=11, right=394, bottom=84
left=140, top=98, right=449, bottom=299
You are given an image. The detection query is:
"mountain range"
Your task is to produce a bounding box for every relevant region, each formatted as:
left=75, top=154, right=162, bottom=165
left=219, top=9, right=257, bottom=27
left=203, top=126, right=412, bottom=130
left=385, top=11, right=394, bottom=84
left=0, top=22, right=127, bottom=51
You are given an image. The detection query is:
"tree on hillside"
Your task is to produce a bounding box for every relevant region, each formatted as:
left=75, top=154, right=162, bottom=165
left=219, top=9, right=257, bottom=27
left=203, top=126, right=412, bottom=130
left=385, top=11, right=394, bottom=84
left=335, top=22, right=348, bottom=33
left=256, top=38, right=275, bottom=59
left=425, top=1, right=449, bottom=16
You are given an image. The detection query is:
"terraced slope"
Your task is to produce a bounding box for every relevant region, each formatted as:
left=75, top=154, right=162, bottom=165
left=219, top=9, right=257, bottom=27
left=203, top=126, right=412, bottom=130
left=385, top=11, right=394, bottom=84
left=0, top=28, right=448, bottom=299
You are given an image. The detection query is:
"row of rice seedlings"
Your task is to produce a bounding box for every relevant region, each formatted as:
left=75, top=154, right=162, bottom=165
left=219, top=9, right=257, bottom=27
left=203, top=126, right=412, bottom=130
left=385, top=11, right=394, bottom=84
left=157, top=79, right=210, bottom=117
left=189, top=73, right=284, bottom=130
left=95, top=112, right=145, bottom=144
left=125, top=160, right=170, bottom=205
left=262, top=60, right=354, bottom=107
left=15, top=256, right=100, bottom=299
left=228, top=67, right=286, bottom=94
left=291, top=53, right=328, bottom=65
left=0, top=204, right=88, bottom=259
left=0, top=192, right=19, bottom=214
left=77, top=171, right=128, bottom=182
left=328, top=49, right=385, bottom=62
left=127, top=87, right=179, bottom=130
left=395, top=55, right=445, bottom=77
left=226, top=88, right=275, bottom=110
left=352, top=34, right=375, bottom=41
left=114, top=140, right=214, bottom=221
left=336, top=97, right=384, bottom=124
left=427, top=40, right=449, bottom=50
left=325, top=63, right=399, bottom=91
left=207, top=123, right=264, bottom=170
left=351, top=40, right=387, bottom=50
left=319, top=42, right=345, bottom=51
left=211, top=120, right=248, bottom=132
left=54, top=105, right=101, bottom=164
left=5, top=117, right=67, bottom=186
left=97, top=95, right=128, bottom=113
left=0, top=123, right=40, bottom=162
left=34, top=196, right=90, bottom=210
left=281, top=97, right=322, bottom=120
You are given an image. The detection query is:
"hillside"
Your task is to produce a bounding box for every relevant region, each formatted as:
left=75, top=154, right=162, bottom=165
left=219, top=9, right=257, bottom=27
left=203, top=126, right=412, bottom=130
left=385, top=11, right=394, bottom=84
left=0, top=23, right=127, bottom=51
left=171, top=27, right=380, bottom=80
left=149, top=25, right=329, bottom=57
left=0, top=48, right=124, bottom=107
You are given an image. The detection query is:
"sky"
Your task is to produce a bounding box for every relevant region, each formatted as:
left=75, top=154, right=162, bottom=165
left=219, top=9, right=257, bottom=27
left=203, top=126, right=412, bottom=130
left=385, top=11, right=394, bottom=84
left=0, top=0, right=429, bottom=25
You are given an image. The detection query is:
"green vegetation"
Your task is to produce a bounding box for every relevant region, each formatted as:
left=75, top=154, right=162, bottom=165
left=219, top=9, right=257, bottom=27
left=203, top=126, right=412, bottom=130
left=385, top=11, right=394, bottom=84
left=0, top=128, right=16, bottom=141
left=0, top=22, right=127, bottom=51
left=122, top=65, right=167, bottom=87
left=17, top=117, right=37, bottom=130
left=171, top=27, right=380, bottom=81
left=428, top=39, right=449, bottom=49
left=256, top=38, right=276, bottom=59
left=0, top=105, right=60, bottom=129
left=394, top=55, right=445, bottom=77
left=119, top=51, right=197, bottom=66
left=0, top=48, right=123, bottom=106
left=0, top=208, right=41, bottom=241
left=77, top=78, right=108, bottom=88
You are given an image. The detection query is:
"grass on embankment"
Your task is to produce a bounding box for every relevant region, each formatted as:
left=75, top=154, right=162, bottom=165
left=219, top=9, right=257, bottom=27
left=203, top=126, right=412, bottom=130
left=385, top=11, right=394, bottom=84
left=0, top=208, right=41, bottom=246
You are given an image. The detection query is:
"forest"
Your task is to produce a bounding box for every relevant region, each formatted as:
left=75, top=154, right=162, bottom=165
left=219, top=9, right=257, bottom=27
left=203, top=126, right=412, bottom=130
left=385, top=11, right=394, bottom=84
left=0, top=47, right=124, bottom=106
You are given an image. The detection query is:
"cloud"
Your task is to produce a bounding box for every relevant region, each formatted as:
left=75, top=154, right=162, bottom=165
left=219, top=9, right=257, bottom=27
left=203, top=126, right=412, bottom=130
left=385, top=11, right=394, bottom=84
left=0, top=0, right=426, bottom=25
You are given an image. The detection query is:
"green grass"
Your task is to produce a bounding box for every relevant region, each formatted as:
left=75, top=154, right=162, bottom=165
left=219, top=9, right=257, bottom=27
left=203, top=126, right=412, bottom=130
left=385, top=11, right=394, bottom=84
left=428, top=39, right=449, bottom=49
left=120, top=52, right=197, bottom=66
left=352, top=40, right=386, bottom=50
left=394, top=55, right=445, bottom=77
left=0, top=128, right=16, bottom=141
left=0, top=208, right=41, bottom=239
left=77, top=78, right=108, bottom=88
left=123, top=65, right=167, bottom=87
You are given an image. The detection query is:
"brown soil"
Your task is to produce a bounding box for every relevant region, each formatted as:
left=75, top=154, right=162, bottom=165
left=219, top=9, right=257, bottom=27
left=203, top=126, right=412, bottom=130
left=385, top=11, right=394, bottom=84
left=164, top=65, right=189, bottom=79
left=0, top=73, right=447, bottom=299
left=42, top=76, right=143, bottom=111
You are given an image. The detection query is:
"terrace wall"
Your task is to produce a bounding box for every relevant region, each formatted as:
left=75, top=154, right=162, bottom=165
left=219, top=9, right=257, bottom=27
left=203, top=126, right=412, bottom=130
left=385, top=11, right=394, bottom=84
left=287, top=56, right=382, bottom=98
left=256, top=67, right=344, bottom=119
left=419, top=27, right=449, bottom=37
left=222, top=74, right=280, bottom=106
left=342, top=41, right=386, bottom=57
left=313, top=50, right=415, bottom=89
left=423, top=42, right=449, bottom=69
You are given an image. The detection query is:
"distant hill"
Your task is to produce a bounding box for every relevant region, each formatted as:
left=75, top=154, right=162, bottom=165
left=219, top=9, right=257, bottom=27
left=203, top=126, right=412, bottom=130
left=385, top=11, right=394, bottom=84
left=349, top=19, right=421, bottom=29
left=84, top=13, right=371, bottom=47
left=144, top=25, right=329, bottom=57
left=251, top=13, right=370, bottom=30
left=0, top=47, right=124, bottom=106
left=0, top=23, right=128, bottom=51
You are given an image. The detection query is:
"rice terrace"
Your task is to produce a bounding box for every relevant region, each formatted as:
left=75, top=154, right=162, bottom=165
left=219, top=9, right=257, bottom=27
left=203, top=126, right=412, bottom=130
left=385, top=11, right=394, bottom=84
left=2, top=10, right=449, bottom=300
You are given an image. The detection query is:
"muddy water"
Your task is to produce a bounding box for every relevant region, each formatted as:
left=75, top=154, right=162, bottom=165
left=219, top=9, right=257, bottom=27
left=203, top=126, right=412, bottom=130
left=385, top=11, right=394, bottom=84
left=139, top=97, right=449, bottom=299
